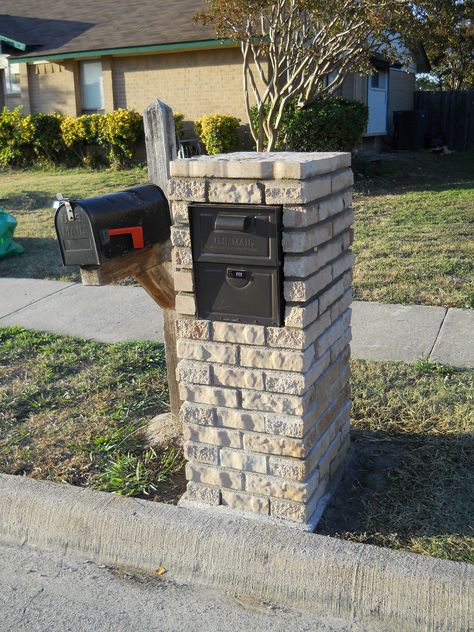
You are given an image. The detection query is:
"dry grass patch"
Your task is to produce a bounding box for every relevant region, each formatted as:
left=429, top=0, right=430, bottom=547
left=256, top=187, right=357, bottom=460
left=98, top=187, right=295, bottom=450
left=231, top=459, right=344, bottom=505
left=319, top=359, right=474, bottom=564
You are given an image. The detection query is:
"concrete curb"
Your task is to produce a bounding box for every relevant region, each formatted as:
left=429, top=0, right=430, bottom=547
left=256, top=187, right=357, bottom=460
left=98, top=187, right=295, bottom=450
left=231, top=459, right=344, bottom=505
left=0, top=474, right=472, bottom=632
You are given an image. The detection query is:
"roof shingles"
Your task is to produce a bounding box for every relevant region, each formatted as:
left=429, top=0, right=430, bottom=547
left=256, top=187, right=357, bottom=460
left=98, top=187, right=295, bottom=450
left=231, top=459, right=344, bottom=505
left=0, top=0, right=216, bottom=58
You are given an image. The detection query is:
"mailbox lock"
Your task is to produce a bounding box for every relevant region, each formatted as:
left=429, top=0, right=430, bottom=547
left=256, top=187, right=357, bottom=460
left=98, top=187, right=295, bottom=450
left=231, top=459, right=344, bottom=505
left=227, top=269, right=248, bottom=280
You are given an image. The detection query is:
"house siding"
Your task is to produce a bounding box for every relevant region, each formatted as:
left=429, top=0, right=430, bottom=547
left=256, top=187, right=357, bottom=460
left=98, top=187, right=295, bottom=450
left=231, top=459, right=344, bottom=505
left=111, top=47, right=249, bottom=121
left=28, top=61, right=79, bottom=115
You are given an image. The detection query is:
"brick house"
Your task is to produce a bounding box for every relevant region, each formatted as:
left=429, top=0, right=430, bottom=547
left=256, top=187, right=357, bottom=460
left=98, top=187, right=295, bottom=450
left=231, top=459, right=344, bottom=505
left=0, top=0, right=428, bottom=142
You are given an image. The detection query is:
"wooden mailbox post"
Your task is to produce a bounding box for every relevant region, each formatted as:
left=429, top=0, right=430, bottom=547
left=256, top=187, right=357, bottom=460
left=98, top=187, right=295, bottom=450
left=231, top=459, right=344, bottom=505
left=79, top=99, right=180, bottom=423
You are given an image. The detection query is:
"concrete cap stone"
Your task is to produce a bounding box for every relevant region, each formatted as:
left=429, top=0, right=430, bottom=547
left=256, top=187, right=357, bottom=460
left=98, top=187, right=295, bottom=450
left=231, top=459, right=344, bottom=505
left=170, top=152, right=351, bottom=180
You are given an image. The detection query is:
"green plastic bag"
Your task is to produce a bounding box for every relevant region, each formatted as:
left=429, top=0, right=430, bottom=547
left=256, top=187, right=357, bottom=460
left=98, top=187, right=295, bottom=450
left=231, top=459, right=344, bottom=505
left=0, top=208, right=24, bottom=259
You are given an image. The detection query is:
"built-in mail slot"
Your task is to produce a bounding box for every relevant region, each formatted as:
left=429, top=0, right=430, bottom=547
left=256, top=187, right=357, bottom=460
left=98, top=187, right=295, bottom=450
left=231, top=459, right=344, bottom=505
left=190, top=203, right=283, bottom=326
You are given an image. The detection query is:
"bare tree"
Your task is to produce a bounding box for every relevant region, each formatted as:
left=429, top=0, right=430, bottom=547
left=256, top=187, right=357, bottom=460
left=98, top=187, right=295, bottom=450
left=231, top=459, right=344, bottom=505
left=197, top=0, right=426, bottom=150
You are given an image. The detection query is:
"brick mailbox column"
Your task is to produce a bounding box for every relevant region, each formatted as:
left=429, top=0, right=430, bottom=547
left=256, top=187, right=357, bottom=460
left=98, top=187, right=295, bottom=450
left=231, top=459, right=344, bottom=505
left=169, top=152, right=353, bottom=529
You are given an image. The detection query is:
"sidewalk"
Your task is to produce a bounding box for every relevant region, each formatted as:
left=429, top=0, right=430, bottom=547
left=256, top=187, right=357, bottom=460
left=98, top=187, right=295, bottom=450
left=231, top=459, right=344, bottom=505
left=0, top=278, right=473, bottom=368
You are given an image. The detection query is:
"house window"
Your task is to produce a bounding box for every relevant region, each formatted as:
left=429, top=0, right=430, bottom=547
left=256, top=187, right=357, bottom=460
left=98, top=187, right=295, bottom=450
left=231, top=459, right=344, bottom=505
left=4, top=63, right=21, bottom=95
left=80, top=61, right=104, bottom=113
left=370, top=71, right=387, bottom=90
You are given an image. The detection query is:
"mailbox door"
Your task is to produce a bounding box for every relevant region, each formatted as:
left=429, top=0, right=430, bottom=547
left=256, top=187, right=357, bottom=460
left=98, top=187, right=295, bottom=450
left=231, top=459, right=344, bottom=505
left=55, top=203, right=99, bottom=266
left=194, top=262, right=282, bottom=326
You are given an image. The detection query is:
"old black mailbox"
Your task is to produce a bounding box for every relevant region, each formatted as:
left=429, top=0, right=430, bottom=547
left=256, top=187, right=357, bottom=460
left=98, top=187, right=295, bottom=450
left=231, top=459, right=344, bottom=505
left=55, top=184, right=170, bottom=266
left=190, top=203, right=283, bottom=326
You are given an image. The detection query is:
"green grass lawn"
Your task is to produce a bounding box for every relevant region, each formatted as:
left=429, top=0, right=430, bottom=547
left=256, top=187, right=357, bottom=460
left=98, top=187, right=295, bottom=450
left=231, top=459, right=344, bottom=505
left=352, top=151, right=474, bottom=308
left=1, top=326, right=472, bottom=563
left=1, top=152, right=473, bottom=307
left=0, top=327, right=184, bottom=501
left=0, top=166, right=148, bottom=281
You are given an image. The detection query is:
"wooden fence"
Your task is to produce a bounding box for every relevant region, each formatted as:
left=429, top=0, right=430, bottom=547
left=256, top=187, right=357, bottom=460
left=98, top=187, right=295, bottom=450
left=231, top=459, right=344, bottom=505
left=414, top=90, right=474, bottom=150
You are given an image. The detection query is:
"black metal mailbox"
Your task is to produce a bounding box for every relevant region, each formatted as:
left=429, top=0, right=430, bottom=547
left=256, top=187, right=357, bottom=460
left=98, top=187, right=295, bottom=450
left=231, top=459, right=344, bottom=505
left=190, top=203, right=283, bottom=326
left=55, top=184, right=170, bottom=266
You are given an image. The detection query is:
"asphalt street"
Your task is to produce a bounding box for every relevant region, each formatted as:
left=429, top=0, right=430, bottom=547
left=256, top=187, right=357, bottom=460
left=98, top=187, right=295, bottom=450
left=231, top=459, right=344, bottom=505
left=0, top=540, right=384, bottom=632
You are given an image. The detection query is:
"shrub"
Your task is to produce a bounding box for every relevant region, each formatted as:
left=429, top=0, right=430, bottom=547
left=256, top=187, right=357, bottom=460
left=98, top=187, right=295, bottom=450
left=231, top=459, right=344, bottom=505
left=0, top=107, right=33, bottom=167
left=101, top=109, right=143, bottom=169
left=194, top=113, right=240, bottom=155
left=29, top=112, right=66, bottom=165
left=60, top=114, right=98, bottom=165
left=249, top=97, right=368, bottom=152
left=282, top=97, right=368, bottom=152
left=173, top=112, right=185, bottom=139
left=0, top=107, right=144, bottom=169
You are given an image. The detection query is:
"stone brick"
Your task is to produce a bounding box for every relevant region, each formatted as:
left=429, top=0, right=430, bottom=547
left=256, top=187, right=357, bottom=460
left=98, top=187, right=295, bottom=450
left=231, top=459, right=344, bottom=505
left=177, top=339, right=237, bottom=364
left=175, top=319, right=211, bottom=341
left=283, top=201, right=319, bottom=228
left=186, top=462, right=243, bottom=490
left=184, top=424, right=242, bottom=449
left=304, top=404, right=349, bottom=473
left=240, top=345, right=314, bottom=372
left=179, top=383, right=239, bottom=408
left=245, top=469, right=318, bottom=502
left=283, top=233, right=346, bottom=279
left=169, top=177, right=206, bottom=202
left=170, top=225, right=191, bottom=247
left=212, top=322, right=265, bottom=345
left=330, top=331, right=351, bottom=364
left=318, top=279, right=345, bottom=315
left=186, top=481, right=221, bottom=506
left=220, top=448, right=268, bottom=474
left=332, top=252, right=355, bottom=280
left=331, top=169, right=354, bottom=193
left=221, top=489, right=269, bottom=515
left=284, top=265, right=332, bottom=303
left=318, top=193, right=345, bottom=221
left=175, top=293, right=195, bottom=316
left=212, top=365, right=264, bottom=390
left=265, top=326, right=304, bottom=350
left=330, top=289, right=352, bottom=322
left=343, top=269, right=353, bottom=289
left=270, top=480, right=327, bottom=522
left=264, top=413, right=304, bottom=438
left=284, top=297, right=319, bottom=329
left=170, top=200, right=189, bottom=224
left=184, top=440, right=219, bottom=465
left=215, top=407, right=265, bottom=432
left=282, top=220, right=332, bottom=253
left=332, top=208, right=355, bottom=236
left=208, top=179, right=263, bottom=204
left=343, top=189, right=353, bottom=209
left=268, top=456, right=308, bottom=481
left=180, top=402, right=216, bottom=426
left=305, top=351, right=331, bottom=389
left=174, top=270, right=194, bottom=293
left=241, top=390, right=306, bottom=416
left=265, top=174, right=331, bottom=205
left=172, top=247, right=193, bottom=269
left=314, top=311, right=351, bottom=358
left=264, top=370, right=306, bottom=395
left=242, top=432, right=305, bottom=458
left=177, top=360, right=211, bottom=385
left=317, top=433, right=342, bottom=481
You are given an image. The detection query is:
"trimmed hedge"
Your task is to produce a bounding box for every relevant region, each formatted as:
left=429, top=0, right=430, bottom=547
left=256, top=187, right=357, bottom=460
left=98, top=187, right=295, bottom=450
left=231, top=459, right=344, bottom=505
left=250, top=97, right=369, bottom=152
left=194, top=114, right=240, bottom=155
left=0, top=107, right=143, bottom=169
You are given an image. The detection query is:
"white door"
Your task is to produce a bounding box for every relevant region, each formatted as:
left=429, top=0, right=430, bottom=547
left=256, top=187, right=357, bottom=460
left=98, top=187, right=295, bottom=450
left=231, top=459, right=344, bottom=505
left=80, top=61, right=104, bottom=112
left=367, top=70, right=388, bottom=135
